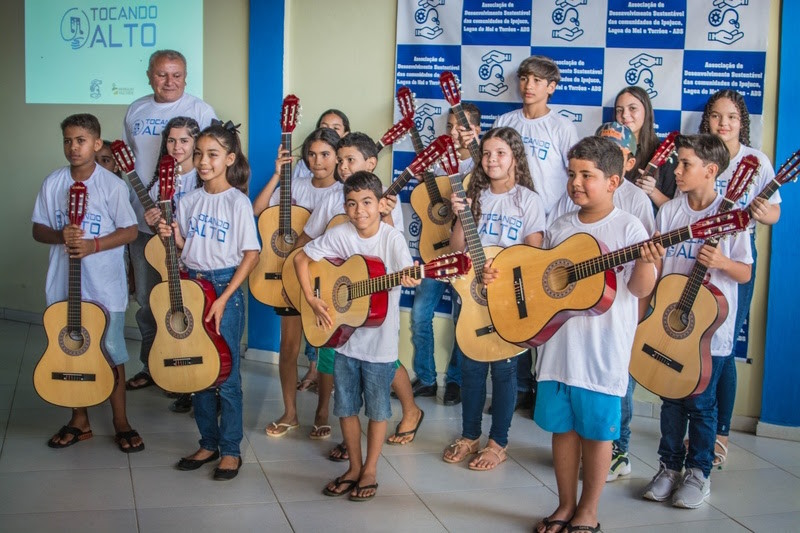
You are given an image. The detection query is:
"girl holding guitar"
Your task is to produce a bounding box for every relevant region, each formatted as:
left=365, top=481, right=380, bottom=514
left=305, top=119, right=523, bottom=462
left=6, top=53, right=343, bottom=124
left=158, top=121, right=260, bottom=480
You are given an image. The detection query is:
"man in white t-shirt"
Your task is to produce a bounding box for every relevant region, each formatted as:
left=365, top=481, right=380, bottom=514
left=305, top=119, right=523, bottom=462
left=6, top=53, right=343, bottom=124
left=122, top=49, right=217, bottom=395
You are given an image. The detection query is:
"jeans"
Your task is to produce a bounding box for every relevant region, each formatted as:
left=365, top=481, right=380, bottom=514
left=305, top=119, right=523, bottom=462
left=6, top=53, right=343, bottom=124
left=129, top=231, right=161, bottom=372
left=715, top=355, right=737, bottom=436
left=410, top=278, right=462, bottom=386
left=658, top=355, right=726, bottom=477
left=614, top=376, right=636, bottom=452
left=461, top=354, right=517, bottom=447
left=188, top=267, right=245, bottom=458
left=303, top=335, right=317, bottom=363
left=517, top=349, right=535, bottom=393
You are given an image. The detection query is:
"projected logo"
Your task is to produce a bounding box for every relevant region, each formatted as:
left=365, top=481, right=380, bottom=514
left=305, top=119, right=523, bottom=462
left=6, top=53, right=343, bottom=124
left=61, top=8, right=90, bottom=49
left=90, top=79, right=101, bottom=99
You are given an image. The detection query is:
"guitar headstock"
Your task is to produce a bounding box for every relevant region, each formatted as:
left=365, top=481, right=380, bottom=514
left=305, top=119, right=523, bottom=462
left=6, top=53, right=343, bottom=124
left=68, top=182, right=88, bottom=227
left=690, top=209, right=751, bottom=240
left=408, top=135, right=455, bottom=176
left=650, top=131, right=679, bottom=167
left=379, top=115, right=414, bottom=147
left=775, top=149, right=800, bottom=186
left=110, top=140, right=135, bottom=174
left=439, top=71, right=462, bottom=106
left=423, top=252, right=472, bottom=281
left=439, top=135, right=461, bottom=176
left=396, top=86, right=416, bottom=120
left=725, top=154, right=759, bottom=205
left=158, top=155, right=177, bottom=202
left=281, top=94, right=301, bottom=134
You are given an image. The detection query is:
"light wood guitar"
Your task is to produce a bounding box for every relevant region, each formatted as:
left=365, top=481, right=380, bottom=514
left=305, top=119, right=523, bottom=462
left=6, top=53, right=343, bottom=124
left=34, top=182, right=116, bottom=407
left=249, top=95, right=310, bottom=308
left=486, top=210, right=751, bottom=348
left=147, top=156, right=232, bottom=392
left=301, top=252, right=471, bottom=348
left=630, top=155, right=759, bottom=399
left=111, top=140, right=167, bottom=281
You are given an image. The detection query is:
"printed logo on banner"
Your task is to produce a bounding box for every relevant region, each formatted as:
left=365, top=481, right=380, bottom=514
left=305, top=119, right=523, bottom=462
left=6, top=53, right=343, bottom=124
left=555, top=105, right=604, bottom=139
left=532, top=47, right=604, bottom=107
left=415, top=102, right=444, bottom=145
left=681, top=50, right=765, bottom=114
left=461, top=45, right=530, bottom=103
left=60, top=5, right=159, bottom=50
left=396, top=45, right=462, bottom=100
left=531, top=0, right=606, bottom=47
left=462, top=0, right=532, bottom=46
left=606, top=0, right=687, bottom=50
left=396, top=0, right=464, bottom=45
left=685, top=0, right=766, bottom=50
left=625, top=53, right=663, bottom=98
left=551, top=0, right=584, bottom=42
left=602, top=48, right=683, bottom=110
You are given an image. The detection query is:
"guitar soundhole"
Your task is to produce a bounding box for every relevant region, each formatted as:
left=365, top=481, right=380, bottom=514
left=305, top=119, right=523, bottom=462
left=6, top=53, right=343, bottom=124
left=470, top=277, right=488, bottom=306
left=166, top=308, right=194, bottom=339
left=58, top=327, right=90, bottom=356
left=542, top=260, right=575, bottom=299
left=270, top=230, right=297, bottom=258
left=428, top=201, right=453, bottom=225
left=663, top=303, right=694, bottom=339
left=332, top=277, right=352, bottom=314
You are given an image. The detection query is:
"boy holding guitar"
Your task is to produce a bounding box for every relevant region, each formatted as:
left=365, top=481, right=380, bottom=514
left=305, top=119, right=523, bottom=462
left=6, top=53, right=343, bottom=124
left=294, top=171, right=420, bottom=502
left=32, top=114, right=143, bottom=452
left=642, top=134, right=752, bottom=508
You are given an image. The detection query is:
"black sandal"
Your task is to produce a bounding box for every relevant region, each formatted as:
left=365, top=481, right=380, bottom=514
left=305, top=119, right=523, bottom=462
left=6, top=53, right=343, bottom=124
left=125, top=371, right=154, bottom=390
left=328, top=442, right=349, bottom=462
left=115, top=429, right=145, bottom=453
left=386, top=410, right=424, bottom=445
left=322, top=476, right=358, bottom=497
left=567, top=524, right=601, bottom=532
left=47, top=426, right=92, bottom=448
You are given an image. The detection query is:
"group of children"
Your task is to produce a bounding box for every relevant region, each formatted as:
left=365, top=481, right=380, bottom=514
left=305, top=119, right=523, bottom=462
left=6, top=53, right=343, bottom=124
left=31, top=51, right=781, bottom=530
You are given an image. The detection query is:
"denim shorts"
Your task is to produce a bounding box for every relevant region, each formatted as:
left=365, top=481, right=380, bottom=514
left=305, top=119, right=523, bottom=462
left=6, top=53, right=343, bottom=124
left=534, top=380, right=621, bottom=441
left=333, top=354, right=396, bottom=421
left=103, top=311, right=129, bottom=366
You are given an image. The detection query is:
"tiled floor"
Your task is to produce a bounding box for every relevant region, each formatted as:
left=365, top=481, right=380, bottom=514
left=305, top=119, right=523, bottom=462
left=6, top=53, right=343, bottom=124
left=1, top=318, right=799, bottom=532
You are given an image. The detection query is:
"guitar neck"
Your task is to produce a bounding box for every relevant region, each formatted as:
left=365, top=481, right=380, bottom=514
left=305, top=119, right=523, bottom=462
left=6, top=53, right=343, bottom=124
left=449, top=175, right=487, bottom=280
left=409, top=128, right=444, bottom=205
left=160, top=201, right=184, bottom=313
left=278, top=132, right=293, bottom=235
left=125, top=169, right=157, bottom=212
left=756, top=179, right=781, bottom=203
left=348, top=265, right=423, bottom=300
left=453, top=104, right=482, bottom=166
left=67, top=257, right=82, bottom=333
left=385, top=169, right=413, bottom=198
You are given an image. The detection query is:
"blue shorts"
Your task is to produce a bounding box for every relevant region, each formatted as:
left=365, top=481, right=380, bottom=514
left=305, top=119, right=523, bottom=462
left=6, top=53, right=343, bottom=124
left=333, top=354, right=396, bottom=421
left=534, top=380, right=621, bottom=441
left=103, top=311, right=129, bottom=366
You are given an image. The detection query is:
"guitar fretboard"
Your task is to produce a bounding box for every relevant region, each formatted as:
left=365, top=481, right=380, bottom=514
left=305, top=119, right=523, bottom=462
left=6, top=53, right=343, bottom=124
left=278, top=131, right=293, bottom=237
left=453, top=104, right=481, bottom=166
left=449, top=175, right=487, bottom=282
left=125, top=169, right=157, bottom=212
left=160, top=200, right=185, bottom=314
left=347, top=266, right=423, bottom=300
left=67, top=257, right=82, bottom=334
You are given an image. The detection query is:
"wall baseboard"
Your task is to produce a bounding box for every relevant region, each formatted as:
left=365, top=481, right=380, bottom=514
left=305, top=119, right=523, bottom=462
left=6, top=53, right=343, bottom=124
left=756, top=421, right=800, bottom=442
left=244, top=348, right=280, bottom=365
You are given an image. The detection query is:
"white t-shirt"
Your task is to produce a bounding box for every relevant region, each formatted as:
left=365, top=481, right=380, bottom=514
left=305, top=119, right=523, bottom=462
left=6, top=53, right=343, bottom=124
left=716, top=145, right=780, bottom=228
left=304, top=184, right=405, bottom=240
left=548, top=178, right=656, bottom=235
left=656, top=195, right=753, bottom=356
left=147, top=167, right=199, bottom=222
left=493, top=109, right=579, bottom=215
left=177, top=187, right=261, bottom=271
left=303, top=222, right=413, bottom=363
left=474, top=186, right=546, bottom=249
left=537, top=208, right=651, bottom=396
left=32, top=165, right=138, bottom=312
left=123, top=93, right=217, bottom=233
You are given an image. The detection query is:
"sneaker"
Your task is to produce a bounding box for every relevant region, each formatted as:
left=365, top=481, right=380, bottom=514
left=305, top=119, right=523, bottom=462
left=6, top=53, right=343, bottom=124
left=642, top=463, right=681, bottom=501
left=607, top=448, right=632, bottom=482
left=672, top=467, right=710, bottom=508
left=443, top=382, right=461, bottom=406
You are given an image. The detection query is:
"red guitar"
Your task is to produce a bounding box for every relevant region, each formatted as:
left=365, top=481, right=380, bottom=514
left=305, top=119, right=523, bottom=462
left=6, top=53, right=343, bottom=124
left=440, top=71, right=481, bottom=166
left=375, top=115, right=414, bottom=153
left=301, top=252, right=471, bottom=348
left=749, top=148, right=800, bottom=204
left=639, top=131, right=679, bottom=181
left=487, top=210, right=751, bottom=348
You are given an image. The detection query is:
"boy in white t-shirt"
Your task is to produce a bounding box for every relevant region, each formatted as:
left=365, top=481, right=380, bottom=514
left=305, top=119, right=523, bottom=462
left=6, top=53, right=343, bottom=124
left=32, top=114, right=142, bottom=452
left=642, top=134, right=752, bottom=509
left=532, top=136, right=658, bottom=533
left=294, top=171, right=420, bottom=502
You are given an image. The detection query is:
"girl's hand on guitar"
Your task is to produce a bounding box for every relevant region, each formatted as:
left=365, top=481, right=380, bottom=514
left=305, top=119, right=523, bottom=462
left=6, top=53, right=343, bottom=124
left=157, top=219, right=176, bottom=239
left=309, top=297, right=332, bottom=330
left=635, top=173, right=657, bottom=195
left=274, top=145, right=294, bottom=176
left=401, top=263, right=422, bottom=288
left=482, top=257, right=499, bottom=286
left=144, top=207, right=162, bottom=228
left=748, top=197, right=770, bottom=223
left=697, top=243, right=729, bottom=271
left=205, top=295, right=228, bottom=334
left=449, top=193, right=471, bottom=215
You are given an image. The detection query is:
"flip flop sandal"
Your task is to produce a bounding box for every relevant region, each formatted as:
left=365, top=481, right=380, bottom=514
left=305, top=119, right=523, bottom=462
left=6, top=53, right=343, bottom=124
left=265, top=422, right=299, bottom=437
left=349, top=482, right=378, bottom=502
left=296, top=377, right=317, bottom=392
left=713, top=438, right=728, bottom=468
left=125, top=371, right=154, bottom=390
left=309, top=425, right=332, bottom=440
left=386, top=410, right=424, bottom=445
left=115, top=429, right=145, bottom=453
left=567, top=524, right=601, bottom=532
left=535, top=516, right=572, bottom=533
left=47, top=426, right=92, bottom=448
left=468, top=445, right=507, bottom=471
left=322, top=475, right=358, bottom=497
left=443, top=437, right=480, bottom=463
left=328, top=442, right=349, bottom=462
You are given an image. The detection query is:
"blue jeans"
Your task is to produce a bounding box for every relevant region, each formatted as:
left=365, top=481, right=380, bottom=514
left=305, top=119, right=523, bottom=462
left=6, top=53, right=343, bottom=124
left=129, top=231, right=161, bottom=372
left=461, top=354, right=517, bottom=447
left=517, top=349, right=534, bottom=393
left=303, top=335, right=317, bottom=363
left=614, top=376, right=636, bottom=452
left=410, top=278, right=462, bottom=386
left=658, top=355, right=726, bottom=477
left=188, top=267, right=244, bottom=458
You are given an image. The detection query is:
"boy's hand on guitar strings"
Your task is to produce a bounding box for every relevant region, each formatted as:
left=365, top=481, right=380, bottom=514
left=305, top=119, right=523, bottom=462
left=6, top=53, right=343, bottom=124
left=157, top=219, right=176, bottom=239
left=638, top=237, right=664, bottom=264
left=63, top=224, right=90, bottom=258
left=383, top=194, right=398, bottom=217
left=748, top=197, right=770, bottom=223
left=482, top=257, right=499, bottom=286
left=274, top=145, right=294, bottom=176
left=401, top=262, right=422, bottom=288
left=697, top=243, right=729, bottom=271
left=309, top=297, right=332, bottom=330
left=204, top=296, right=227, bottom=335
left=144, top=207, right=162, bottom=228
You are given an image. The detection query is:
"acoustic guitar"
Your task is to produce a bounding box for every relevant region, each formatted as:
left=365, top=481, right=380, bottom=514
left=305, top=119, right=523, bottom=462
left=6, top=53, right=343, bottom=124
left=249, top=95, right=310, bottom=308
left=439, top=71, right=482, bottom=166
left=486, top=210, right=751, bottom=348
left=147, top=156, right=232, bottom=392
left=630, top=155, right=759, bottom=399
left=301, top=252, right=471, bottom=348
left=34, top=182, right=116, bottom=407
left=750, top=148, right=800, bottom=204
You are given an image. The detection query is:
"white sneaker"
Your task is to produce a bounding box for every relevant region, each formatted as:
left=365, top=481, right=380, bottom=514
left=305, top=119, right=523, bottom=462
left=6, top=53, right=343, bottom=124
left=672, top=467, right=710, bottom=508
left=643, top=462, right=681, bottom=501
left=607, top=448, right=632, bottom=482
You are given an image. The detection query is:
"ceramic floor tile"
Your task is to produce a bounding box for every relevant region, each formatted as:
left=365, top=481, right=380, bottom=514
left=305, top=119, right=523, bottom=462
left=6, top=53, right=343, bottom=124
left=0, top=434, right=130, bottom=472
left=737, top=510, right=800, bottom=532
left=6, top=405, right=115, bottom=438
left=137, top=502, right=292, bottom=533
left=380, top=414, right=462, bottom=456
left=0, top=468, right=134, bottom=514
left=245, top=423, right=352, bottom=462
left=604, top=518, right=751, bottom=532
left=785, top=465, right=800, bottom=479
left=0, top=384, right=15, bottom=410
left=0, top=509, right=138, bottom=533
left=728, top=433, right=800, bottom=468
left=126, top=431, right=257, bottom=468
left=707, top=467, right=800, bottom=518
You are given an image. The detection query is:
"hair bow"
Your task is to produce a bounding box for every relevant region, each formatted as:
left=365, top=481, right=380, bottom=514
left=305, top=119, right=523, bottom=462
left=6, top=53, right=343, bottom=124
left=211, top=119, right=241, bottom=133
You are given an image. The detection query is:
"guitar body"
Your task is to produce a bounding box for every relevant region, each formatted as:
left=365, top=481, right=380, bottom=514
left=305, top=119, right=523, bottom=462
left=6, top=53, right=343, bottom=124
left=410, top=175, right=456, bottom=262
left=301, top=255, right=388, bottom=348
left=450, top=245, right=525, bottom=361
left=486, top=234, right=617, bottom=347
left=249, top=205, right=311, bottom=307
left=144, top=234, right=168, bottom=282
left=148, top=278, right=232, bottom=392
left=630, top=274, right=725, bottom=399
left=282, top=214, right=349, bottom=310
left=34, top=301, right=115, bottom=408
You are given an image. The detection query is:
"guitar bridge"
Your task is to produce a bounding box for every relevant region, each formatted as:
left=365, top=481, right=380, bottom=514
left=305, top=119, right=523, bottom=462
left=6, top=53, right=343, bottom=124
left=164, top=357, right=203, bottom=367
left=264, top=273, right=281, bottom=280
left=51, top=372, right=96, bottom=381
left=513, top=266, right=528, bottom=319
left=433, top=239, right=450, bottom=250
left=642, top=344, right=684, bottom=373
left=475, top=325, right=495, bottom=337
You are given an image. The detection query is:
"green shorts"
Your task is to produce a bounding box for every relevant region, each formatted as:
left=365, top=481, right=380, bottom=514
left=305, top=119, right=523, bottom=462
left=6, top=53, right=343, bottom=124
left=318, top=350, right=401, bottom=375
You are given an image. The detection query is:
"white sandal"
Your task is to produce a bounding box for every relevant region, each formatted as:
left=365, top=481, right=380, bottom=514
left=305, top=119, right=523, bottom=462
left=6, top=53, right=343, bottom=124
left=713, top=438, right=728, bottom=468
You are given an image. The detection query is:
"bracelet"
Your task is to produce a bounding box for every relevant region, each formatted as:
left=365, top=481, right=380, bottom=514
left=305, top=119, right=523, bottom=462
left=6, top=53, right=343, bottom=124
left=94, top=237, right=100, bottom=253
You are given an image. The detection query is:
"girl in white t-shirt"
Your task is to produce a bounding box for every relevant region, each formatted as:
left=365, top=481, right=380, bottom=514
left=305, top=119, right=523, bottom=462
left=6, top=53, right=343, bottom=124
left=158, top=121, right=260, bottom=480
left=443, top=127, right=545, bottom=471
